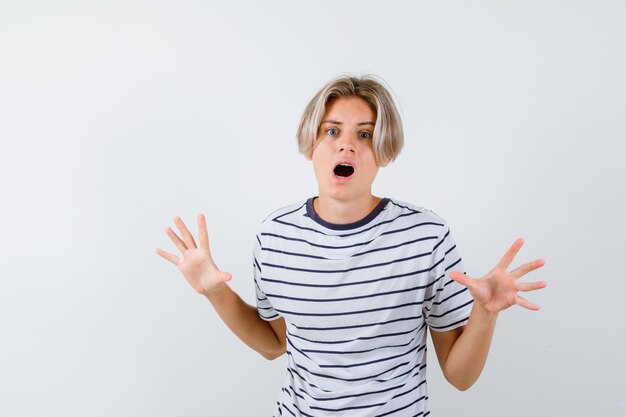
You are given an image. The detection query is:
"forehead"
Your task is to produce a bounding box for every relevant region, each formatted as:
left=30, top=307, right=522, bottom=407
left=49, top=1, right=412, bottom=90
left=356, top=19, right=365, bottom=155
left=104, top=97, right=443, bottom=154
left=323, top=96, right=376, bottom=122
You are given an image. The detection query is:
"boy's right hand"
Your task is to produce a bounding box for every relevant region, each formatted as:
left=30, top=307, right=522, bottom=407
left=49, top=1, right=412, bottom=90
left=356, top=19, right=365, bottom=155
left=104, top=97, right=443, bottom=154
left=155, top=214, right=232, bottom=297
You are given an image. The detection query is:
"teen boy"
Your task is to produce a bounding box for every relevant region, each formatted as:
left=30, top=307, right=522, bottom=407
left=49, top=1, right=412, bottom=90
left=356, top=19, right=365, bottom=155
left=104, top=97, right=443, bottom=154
left=156, top=75, right=547, bottom=416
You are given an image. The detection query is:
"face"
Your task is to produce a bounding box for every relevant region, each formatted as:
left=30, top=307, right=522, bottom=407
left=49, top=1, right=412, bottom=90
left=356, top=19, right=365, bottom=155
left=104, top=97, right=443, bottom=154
left=307, top=96, right=379, bottom=203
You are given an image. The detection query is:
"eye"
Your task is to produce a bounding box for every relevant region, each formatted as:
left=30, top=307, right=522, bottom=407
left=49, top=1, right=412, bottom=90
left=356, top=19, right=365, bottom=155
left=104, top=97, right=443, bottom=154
left=326, top=128, right=339, bottom=136
left=359, top=131, right=372, bottom=139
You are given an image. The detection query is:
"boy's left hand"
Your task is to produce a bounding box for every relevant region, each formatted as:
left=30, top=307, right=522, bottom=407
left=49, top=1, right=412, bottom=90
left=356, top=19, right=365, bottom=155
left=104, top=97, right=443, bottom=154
left=449, top=238, right=547, bottom=313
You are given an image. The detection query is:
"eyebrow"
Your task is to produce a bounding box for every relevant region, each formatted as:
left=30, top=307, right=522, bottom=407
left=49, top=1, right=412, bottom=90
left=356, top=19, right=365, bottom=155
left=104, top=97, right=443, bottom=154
left=321, top=120, right=375, bottom=126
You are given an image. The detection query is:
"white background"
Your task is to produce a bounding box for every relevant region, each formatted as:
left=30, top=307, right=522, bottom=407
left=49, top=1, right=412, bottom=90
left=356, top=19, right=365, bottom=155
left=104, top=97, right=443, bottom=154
left=1, top=1, right=625, bottom=416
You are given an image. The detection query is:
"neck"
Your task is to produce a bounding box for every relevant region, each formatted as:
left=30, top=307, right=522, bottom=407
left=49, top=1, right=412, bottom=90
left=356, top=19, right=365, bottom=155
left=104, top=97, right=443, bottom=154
left=313, top=192, right=382, bottom=225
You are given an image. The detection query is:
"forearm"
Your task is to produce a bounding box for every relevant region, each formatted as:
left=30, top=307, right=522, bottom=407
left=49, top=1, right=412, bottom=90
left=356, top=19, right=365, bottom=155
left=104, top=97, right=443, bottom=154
left=204, top=284, right=284, bottom=360
left=442, top=303, right=498, bottom=390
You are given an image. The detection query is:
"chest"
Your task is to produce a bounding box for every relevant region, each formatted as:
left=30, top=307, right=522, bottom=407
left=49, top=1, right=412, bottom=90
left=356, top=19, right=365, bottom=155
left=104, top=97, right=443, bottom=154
left=258, top=236, right=435, bottom=330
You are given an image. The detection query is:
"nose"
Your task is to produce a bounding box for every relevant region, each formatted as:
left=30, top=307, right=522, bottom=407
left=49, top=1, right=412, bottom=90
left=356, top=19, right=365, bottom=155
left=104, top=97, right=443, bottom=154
left=338, top=133, right=357, bottom=153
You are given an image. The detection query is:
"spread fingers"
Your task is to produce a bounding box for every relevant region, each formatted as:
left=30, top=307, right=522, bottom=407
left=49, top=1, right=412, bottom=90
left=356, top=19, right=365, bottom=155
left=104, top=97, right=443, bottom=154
left=516, top=295, right=540, bottom=311
left=511, top=259, right=545, bottom=279
left=516, top=280, right=547, bottom=292
left=165, top=226, right=188, bottom=253
left=198, top=214, right=210, bottom=252
left=496, top=238, right=524, bottom=270
left=174, top=216, right=198, bottom=249
left=155, top=247, right=180, bottom=265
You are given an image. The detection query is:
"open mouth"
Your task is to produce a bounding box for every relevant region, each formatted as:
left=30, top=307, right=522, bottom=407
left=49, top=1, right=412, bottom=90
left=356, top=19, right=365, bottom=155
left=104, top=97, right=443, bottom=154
left=333, top=163, right=355, bottom=178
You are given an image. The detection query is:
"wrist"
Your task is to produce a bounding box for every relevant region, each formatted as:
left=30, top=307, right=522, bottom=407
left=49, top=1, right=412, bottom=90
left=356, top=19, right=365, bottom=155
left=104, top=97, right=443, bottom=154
left=471, top=301, right=498, bottom=323
left=202, top=283, right=230, bottom=303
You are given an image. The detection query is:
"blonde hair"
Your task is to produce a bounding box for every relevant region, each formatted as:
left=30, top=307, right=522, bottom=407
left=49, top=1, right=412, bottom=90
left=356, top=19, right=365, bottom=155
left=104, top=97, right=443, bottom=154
left=297, top=74, right=404, bottom=167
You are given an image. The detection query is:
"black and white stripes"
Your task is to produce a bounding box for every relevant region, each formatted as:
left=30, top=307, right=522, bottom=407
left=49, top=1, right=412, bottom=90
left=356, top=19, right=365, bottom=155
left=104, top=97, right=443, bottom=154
left=254, top=197, right=473, bottom=416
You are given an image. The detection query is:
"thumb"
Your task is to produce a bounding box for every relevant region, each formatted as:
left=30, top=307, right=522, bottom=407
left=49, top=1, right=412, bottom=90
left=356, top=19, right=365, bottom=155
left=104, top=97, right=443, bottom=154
left=219, top=272, right=233, bottom=283
left=450, top=271, right=473, bottom=289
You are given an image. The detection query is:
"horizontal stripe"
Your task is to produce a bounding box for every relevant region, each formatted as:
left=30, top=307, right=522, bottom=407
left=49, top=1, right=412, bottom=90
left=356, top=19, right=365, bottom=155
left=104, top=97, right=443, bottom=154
left=375, top=394, right=427, bottom=417
left=292, top=314, right=422, bottom=331
left=261, top=266, right=433, bottom=288
left=389, top=378, right=427, bottom=402
left=261, top=231, right=372, bottom=249
left=428, top=298, right=474, bottom=319
left=262, top=250, right=432, bottom=274
left=264, top=284, right=429, bottom=303
left=273, top=300, right=428, bottom=318
left=262, top=246, right=328, bottom=260
left=302, top=337, right=415, bottom=355
left=289, top=353, right=411, bottom=382
left=260, top=220, right=441, bottom=251
left=429, top=315, right=471, bottom=330
left=380, top=221, right=444, bottom=238
left=310, top=399, right=387, bottom=412
left=260, top=234, right=438, bottom=261
left=309, top=384, right=428, bottom=414
left=289, top=323, right=425, bottom=346
left=430, top=287, right=470, bottom=307
left=375, top=361, right=427, bottom=384
left=303, top=381, right=406, bottom=402
left=353, top=235, right=438, bottom=258
left=317, top=343, right=426, bottom=369
left=271, top=201, right=307, bottom=220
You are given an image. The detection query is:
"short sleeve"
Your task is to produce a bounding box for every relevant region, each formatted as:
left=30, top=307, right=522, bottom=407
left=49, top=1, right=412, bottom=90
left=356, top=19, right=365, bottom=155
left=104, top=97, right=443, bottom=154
left=253, top=234, right=280, bottom=321
left=423, top=224, right=474, bottom=331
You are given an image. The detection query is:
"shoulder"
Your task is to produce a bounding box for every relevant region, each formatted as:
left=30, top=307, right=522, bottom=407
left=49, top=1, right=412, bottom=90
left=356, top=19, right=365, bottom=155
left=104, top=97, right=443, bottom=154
left=384, top=198, right=454, bottom=244
left=256, top=198, right=309, bottom=233
left=386, top=198, right=449, bottom=226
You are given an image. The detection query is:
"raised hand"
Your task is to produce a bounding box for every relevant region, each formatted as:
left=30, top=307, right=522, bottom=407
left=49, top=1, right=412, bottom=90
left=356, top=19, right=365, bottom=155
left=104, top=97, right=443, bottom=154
left=155, top=214, right=232, bottom=297
left=449, top=238, right=546, bottom=313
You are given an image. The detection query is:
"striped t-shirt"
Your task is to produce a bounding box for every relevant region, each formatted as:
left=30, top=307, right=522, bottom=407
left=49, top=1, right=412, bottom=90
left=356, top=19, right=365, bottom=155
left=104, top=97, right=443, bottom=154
left=254, top=197, right=474, bottom=417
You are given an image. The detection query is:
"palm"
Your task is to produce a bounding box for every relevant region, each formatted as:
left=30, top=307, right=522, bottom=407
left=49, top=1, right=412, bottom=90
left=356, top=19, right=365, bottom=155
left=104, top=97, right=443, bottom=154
left=450, top=239, right=546, bottom=313
left=178, top=248, right=217, bottom=287
left=155, top=214, right=232, bottom=296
